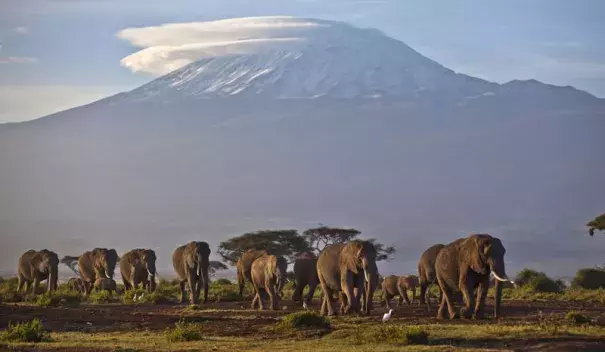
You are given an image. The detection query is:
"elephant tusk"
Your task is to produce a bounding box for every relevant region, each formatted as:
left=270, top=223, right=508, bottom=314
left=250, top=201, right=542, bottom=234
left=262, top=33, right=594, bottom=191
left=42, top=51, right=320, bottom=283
left=364, top=270, right=370, bottom=283
left=491, top=270, right=513, bottom=284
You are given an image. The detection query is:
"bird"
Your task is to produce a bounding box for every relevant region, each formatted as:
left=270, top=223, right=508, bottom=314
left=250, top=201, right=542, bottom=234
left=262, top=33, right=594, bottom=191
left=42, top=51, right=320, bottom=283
left=382, top=309, right=393, bottom=323
left=133, top=293, right=139, bottom=302
left=139, top=293, right=145, bottom=301
left=302, top=301, right=308, bottom=310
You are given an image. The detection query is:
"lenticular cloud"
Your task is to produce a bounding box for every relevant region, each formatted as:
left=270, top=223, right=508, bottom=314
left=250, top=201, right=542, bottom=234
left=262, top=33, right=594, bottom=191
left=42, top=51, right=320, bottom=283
left=117, top=16, right=329, bottom=76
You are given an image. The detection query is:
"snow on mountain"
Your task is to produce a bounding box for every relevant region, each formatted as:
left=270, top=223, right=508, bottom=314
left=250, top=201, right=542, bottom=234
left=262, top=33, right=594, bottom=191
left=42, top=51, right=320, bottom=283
left=120, top=17, right=494, bottom=101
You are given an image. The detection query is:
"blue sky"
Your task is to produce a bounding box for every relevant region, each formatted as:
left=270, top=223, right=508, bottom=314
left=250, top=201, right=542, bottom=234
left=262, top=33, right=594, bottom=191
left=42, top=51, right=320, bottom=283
left=1, top=0, right=604, bottom=122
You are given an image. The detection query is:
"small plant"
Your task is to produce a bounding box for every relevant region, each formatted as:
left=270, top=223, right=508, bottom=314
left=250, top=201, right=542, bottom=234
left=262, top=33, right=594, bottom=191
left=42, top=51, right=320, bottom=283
left=353, top=325, right=429, bottom=345
left=565, top=311, right=592, bottom=324
left=0, top=319, right=51, bottom=343
left=88, top=290, right=115, bottom=304
left=164, top=319, right=203, bottom=342
left=34, top=290, right=82, bottom=307
left=277, top=311, right=331, bottom=330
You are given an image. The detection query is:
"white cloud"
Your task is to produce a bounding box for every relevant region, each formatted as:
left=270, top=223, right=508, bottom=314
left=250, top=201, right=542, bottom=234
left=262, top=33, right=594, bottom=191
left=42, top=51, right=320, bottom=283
left=12, top=26, right=29, bottom=35
left=0, top=85, right=131, bottom=123
left=0, top=56, right=37, bottom=64
left=117, top=16, right=329, bottom=76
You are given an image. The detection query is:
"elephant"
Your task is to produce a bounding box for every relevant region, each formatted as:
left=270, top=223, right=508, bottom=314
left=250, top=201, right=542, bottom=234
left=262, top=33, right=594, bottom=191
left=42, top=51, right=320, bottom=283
left=61, top=248, right=119, bottom=295
left=94, top=278, right=117, bottom=293
left=17, top=249, right=59, bottom=295
left=435, top=234, right=513, bottom=320
left=250, top=253, right=287, bottom=310
left=67, top=277, right=86, bottom=294
left=292, top=252, right=319, bottom=306
left=120, top=249, right=157, bottom=292
left=236, top=249, right=268, bottom=296
left=172, top=241, right=211, bottom=304
left=317, top=240, right=379, bottom=316
left=381, top=275, right=418, bottom=309
left=418, top=244, right=445, bottom=306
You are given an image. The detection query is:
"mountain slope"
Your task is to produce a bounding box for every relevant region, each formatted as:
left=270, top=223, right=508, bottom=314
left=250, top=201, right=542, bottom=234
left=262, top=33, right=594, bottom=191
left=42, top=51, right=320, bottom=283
left=1, top=17, right=604, bottom=277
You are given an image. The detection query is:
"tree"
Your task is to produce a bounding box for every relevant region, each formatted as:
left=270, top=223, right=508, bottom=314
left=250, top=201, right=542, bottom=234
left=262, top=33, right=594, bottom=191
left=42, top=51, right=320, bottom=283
left=208, top=261, right=228, bottom=277
left=588, top=213, right=605, bottom=236
left=302, top=226, right=396, bottom=261
left=217, top=229, right=313, bottom=265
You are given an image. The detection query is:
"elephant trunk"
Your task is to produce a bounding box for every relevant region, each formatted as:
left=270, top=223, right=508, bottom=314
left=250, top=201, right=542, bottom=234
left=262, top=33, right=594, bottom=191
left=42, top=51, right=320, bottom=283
left=494, top=278, right=503, bottom=318
left=363, top=261, right=379, bottom=314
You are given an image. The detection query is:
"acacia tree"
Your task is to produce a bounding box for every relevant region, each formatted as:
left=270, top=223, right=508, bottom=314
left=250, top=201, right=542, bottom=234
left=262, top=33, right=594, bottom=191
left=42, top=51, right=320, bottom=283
left=217, top=229, right=312, bottom=264
left=588, top=213, right=605, bottom=236
left=208, top=261, right=229, bottom=277
left=302, top=226, right=396, bottom=261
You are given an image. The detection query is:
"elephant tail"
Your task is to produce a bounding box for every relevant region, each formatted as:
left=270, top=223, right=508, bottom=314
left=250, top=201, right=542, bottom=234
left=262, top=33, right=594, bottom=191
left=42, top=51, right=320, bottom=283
left=61, top=256, right=80, bottom=276
left=237, top=268, right=245, bottom=296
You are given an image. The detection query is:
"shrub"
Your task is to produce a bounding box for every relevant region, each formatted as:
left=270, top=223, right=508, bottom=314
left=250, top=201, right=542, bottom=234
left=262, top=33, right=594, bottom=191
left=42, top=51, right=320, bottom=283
left=571, top=268, right=605, bottom=290
left=164, top=320, right=203, bottom=342
left=353, top=325, right=428, bottom=345
left=208, top=286, right=241, bottom=302
left=0, top=277, right=23, bottom=303
left=277, top=311, right=331, bottom=330
left=0, top=319, right=51, bottom=343
left=212, top=278, right=232, bottom=285
left=515, top=269, right=565, bottom=293
left=565, top=311, right=592, bottom=324
left=88, top=290, right=115, bottom=304
left=35, top=290, right=82, bottom=307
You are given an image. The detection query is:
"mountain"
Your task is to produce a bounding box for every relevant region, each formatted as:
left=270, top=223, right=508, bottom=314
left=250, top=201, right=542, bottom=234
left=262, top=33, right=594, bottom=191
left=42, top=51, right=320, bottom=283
left=1, top=17, right=604, bottom=277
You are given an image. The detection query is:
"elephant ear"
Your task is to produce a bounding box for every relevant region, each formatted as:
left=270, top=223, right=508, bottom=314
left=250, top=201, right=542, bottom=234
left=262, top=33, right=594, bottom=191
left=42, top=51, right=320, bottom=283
left=461, top=235, right=488, bottom=274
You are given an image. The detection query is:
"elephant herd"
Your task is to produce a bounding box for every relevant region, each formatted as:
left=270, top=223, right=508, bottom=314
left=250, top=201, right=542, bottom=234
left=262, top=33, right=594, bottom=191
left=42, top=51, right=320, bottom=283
left=15, top=233, right=513, bottom=320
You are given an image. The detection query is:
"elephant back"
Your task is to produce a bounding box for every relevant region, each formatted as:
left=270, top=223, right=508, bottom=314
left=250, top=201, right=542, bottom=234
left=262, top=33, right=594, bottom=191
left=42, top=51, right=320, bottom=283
left=18, top=250, right=40, bottom=279
left=251, top=254, right=275, bottom=284
left=316, top=243, right=346, bottom=291
left=381, top=275, right=399, bottom=294
left=238, top=249, right=268, bottom=281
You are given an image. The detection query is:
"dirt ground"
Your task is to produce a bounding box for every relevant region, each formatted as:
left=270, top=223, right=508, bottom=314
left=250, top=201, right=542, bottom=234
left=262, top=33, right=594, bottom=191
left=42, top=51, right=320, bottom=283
left=2, top=298, right=605, bottom=351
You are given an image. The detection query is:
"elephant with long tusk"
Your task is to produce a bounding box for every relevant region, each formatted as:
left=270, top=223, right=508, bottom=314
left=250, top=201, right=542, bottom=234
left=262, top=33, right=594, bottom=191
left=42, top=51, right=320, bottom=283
left=435, top=234, right=512, bottom=320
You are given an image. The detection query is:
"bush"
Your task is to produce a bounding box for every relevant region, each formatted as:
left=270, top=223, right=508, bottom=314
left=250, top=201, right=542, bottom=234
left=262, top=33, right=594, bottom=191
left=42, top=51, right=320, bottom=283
left=164, top=320, right=203, bottom=342
left=0, top=277, right=23, bottom=303
left=571, top=268, right=605, bottom=290
left=88, top=290, right=115, bottom=304
left=0, top=319, right=51, bottom=343
left=208, top=285, right=241, bottom=302
left=515, top=269, right=565, bottom=293
left=277, top=311, right=331, bottom=330
left=353, top=325, right=428, bottom=345
left=565, top=311, right=592, bottom=324
left=34, top=290, right=82, bottom=307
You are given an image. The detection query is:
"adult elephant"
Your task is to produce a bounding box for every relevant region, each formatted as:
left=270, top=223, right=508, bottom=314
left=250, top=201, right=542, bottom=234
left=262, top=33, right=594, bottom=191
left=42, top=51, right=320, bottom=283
left=236, top=249, right=267, bottom=296
left=418, top=244, right=445, bottom=306
left=435, top=234, right=513, bottom=320
left=250, top=253, right=287, bottom=310
left=61, top=248, right=119, bottom=295
left=317, top=240, right=379, bottom=316
left=120, top=249, right=157, bottom=292
left=17, top=249, right=59, bottom=295
left=292, top=252, right=319, bottom=306
left=381, top=275, right=418, bottom=309
left=172, top=241, right=211, bottom=304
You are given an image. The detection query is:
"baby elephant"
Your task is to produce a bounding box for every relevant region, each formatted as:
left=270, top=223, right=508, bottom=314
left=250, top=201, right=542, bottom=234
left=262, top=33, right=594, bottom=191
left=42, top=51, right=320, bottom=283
left=67, top=277, right=86, bottom=294
left=94, top=278, right=117, bottom=294
left=381, top=275, right=419, bottom=309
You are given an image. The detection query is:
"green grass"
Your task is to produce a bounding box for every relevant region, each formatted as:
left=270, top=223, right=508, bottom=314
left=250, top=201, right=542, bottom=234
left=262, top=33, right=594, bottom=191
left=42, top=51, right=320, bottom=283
left=0, top=319, right=52, bottom=343
left=88, top=290, right=116, bottom=304
left=164, top=320, right=203, bottom=342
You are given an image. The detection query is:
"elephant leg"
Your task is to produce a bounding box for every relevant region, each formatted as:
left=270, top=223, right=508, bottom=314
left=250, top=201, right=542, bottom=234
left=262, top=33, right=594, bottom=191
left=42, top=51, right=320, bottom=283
left=305, top=281, right=317, bottom=305
left=473, top=277, right=489, bottom=319
left=267, top=280, right=278, bottom=311
left=320, top=284, right=335, bottom=316
left=32, top=277, right=41, bottom=295
left=186, top=269, right=198, bottom=304
left=384, top=292, right=392, bottom=309
left=17, top=275, right=25, bottom=293
left=339, top=292, right=347, bottom=315
left=398, top=285, right=411, bottom=306
left=437, top=277, right=457, bottom=320
left=122, top=277, right=131, bottom=291
left=419, top=280, right=427, bottom=305
left=178, top=279, right=186, bottom=304
left=459, top=275, right=476, bottom=319
left=412, top=286, right=417, bottom=304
